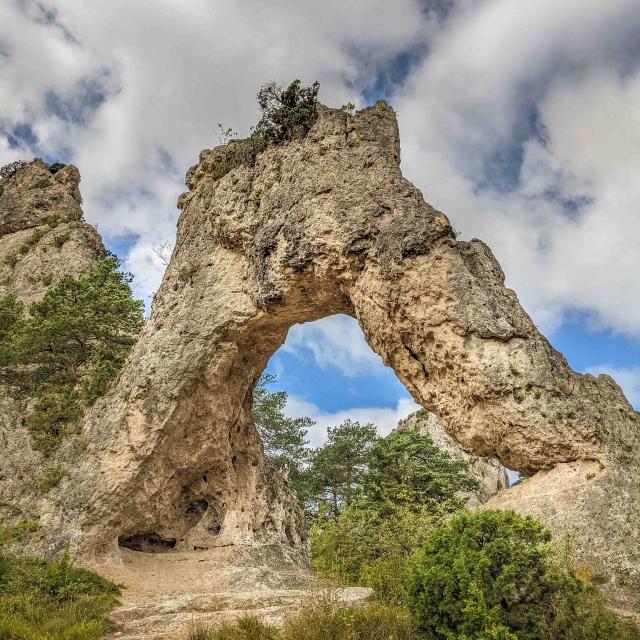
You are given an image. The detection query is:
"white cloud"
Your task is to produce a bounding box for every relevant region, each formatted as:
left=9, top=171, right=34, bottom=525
left=0, top=0, right=428, bottom=303
left=395, top=0, right=640, bottom=336
left=585, top=365, right=640, bottom=408
left=284, top=394, right=419, bottom=448
left=283, top=315, right=385, bottom=378
left=3, top=0, right=640, bottom=346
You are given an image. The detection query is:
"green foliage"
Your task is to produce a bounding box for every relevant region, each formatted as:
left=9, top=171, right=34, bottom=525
left=36, top=466, right=65, bottom=493
left=48, top=163, right=65, bottom=175
left=0, top=256, right=144, bottom=453
left=407, top=510, right=640, bottom=640
left=0, top=295, right=23, bottom=343
left=252, top=373, right=314, bottom=501
left=210, top=134, right=267, bottom=182
left=364, top=430, right=480, bottom=508
left=189, top=614, right=278, bottom=640
left=307, top=419, right=378, bottom=516
left=19, top=229, right=47, bottom=255
left=53, top=233, right=71, bottom=249
left=311, top=501, right=444, bottom=604
left=188, top=602, right=416, bottom=640
left=210, top=79, right=319, bottom=182
left=310, top=430, right=476, bottom=604
left=255, top=79, right=320, bottom=144
left=0, top=546, right=119, bottom=640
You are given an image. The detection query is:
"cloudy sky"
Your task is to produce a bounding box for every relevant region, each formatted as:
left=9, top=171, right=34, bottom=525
left=2, top=0, right=639, bottom=445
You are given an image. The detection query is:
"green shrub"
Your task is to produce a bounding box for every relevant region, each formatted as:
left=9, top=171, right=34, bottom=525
left=311, top=501, right=449, bottom=605
left=188, top=602, right=416, bottom=640
left=189, top=615, right=278, bottom=640
left=0, top=547, right=119, bottom=640
left=407, top=510, right=640, bottom=640
left=48, top=163, right=65, bottom=175
left=37, top=466, right=65, bottom=493
left=53, top=233, right=71, bottom=249
left=209, top=79, right=319, bottom=182
left=255, top=79, right=320, bottom=144
left=19, top=229, right=47, bottom=255
left=0, top=256, right=144, bottom=453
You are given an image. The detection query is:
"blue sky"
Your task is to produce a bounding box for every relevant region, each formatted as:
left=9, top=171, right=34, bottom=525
left=1, top=0, right=639, bottom=446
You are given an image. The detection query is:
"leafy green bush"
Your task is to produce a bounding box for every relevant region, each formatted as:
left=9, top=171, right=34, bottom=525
left=407, top=510, right=640, bottom=640
left=188, top=602, right=416, bottom=640
left=0, top=256, right=144, bottom=453
left=310, top=430, right=479, bottom=604
left=311, top=501, right=452, bottom=605
left=189, top=615, right=278, bottom=640
left=210, top=79, right=319, bottom=182
left=0, top=546, right=119, bottom=640
left=255, top=79, right=320, bottom=144
left=36, top=466, right=65, bottom=493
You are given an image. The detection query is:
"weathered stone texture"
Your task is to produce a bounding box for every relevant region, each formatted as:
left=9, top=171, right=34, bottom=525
left=0, top=159, right=104, bottom=304
left=1, top=106, right=638, bottom=615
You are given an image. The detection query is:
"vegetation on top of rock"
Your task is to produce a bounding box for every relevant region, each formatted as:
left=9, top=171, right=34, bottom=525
left=0, top=524, right=120, bottom=640
left=47, top=162, right=66, bottom=174
left=0, top=256, right=144, bottom=454
left=0, top=160, right=27, bottom=180
left=210, top=79, right=320, bottom=182
left=255, top=79, right=320, bottom=144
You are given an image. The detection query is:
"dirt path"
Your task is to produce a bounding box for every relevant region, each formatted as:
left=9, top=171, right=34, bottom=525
left=96, top=546, right=371, bottom=639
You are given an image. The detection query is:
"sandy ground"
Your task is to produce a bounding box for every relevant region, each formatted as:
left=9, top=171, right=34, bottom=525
left=96, top=545, right=371, bottom=639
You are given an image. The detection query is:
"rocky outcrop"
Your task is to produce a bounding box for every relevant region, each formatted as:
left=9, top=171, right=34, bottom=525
left=397, top=410, right=509, bottom=505
left=1, top=105, right=639, bottom=615
left=0, top=159, right=104, bottom=304
left=0, top=159, right=106, bottom=543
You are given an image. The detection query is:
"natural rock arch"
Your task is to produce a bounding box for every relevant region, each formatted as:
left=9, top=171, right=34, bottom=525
left=30, top=102, right=638, bottom=612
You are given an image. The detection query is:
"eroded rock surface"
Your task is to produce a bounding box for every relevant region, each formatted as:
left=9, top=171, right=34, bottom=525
left=1, top=105, right=639, bottom=615
left=397, top=409, right=509, bottom=505
left=0, top=160, right=105, bottom=544
left=0, top=159, right=104, bottom=304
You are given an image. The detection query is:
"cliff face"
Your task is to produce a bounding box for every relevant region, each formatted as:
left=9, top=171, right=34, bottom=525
left=397, top=410, right=509, bottom=505
left=0, top=159, right=106, bottom=542
left=1, top=105, right=639, bottom=614
left=0, top=160, right=104, bottom=304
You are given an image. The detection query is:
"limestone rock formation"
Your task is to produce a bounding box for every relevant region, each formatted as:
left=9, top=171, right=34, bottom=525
left=0, top=159, right=104, bottom=304
left=397, top=410, right=509, bottom=505
left=1, top=104, right=639, bottom=615
left=0, top=159, right=106, bottom=540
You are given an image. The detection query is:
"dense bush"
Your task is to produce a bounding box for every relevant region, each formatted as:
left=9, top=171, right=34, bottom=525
left=407, top=510, right=640, bottom=640
left=0, top=527, right=119, bottom=640
left=255, top=79, right=320, bottom=144
left=310, top=431, right=478, bottom=603
left=211, top=79, right=320, bottom=182
left=0, top=256, right=144, bottom=453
